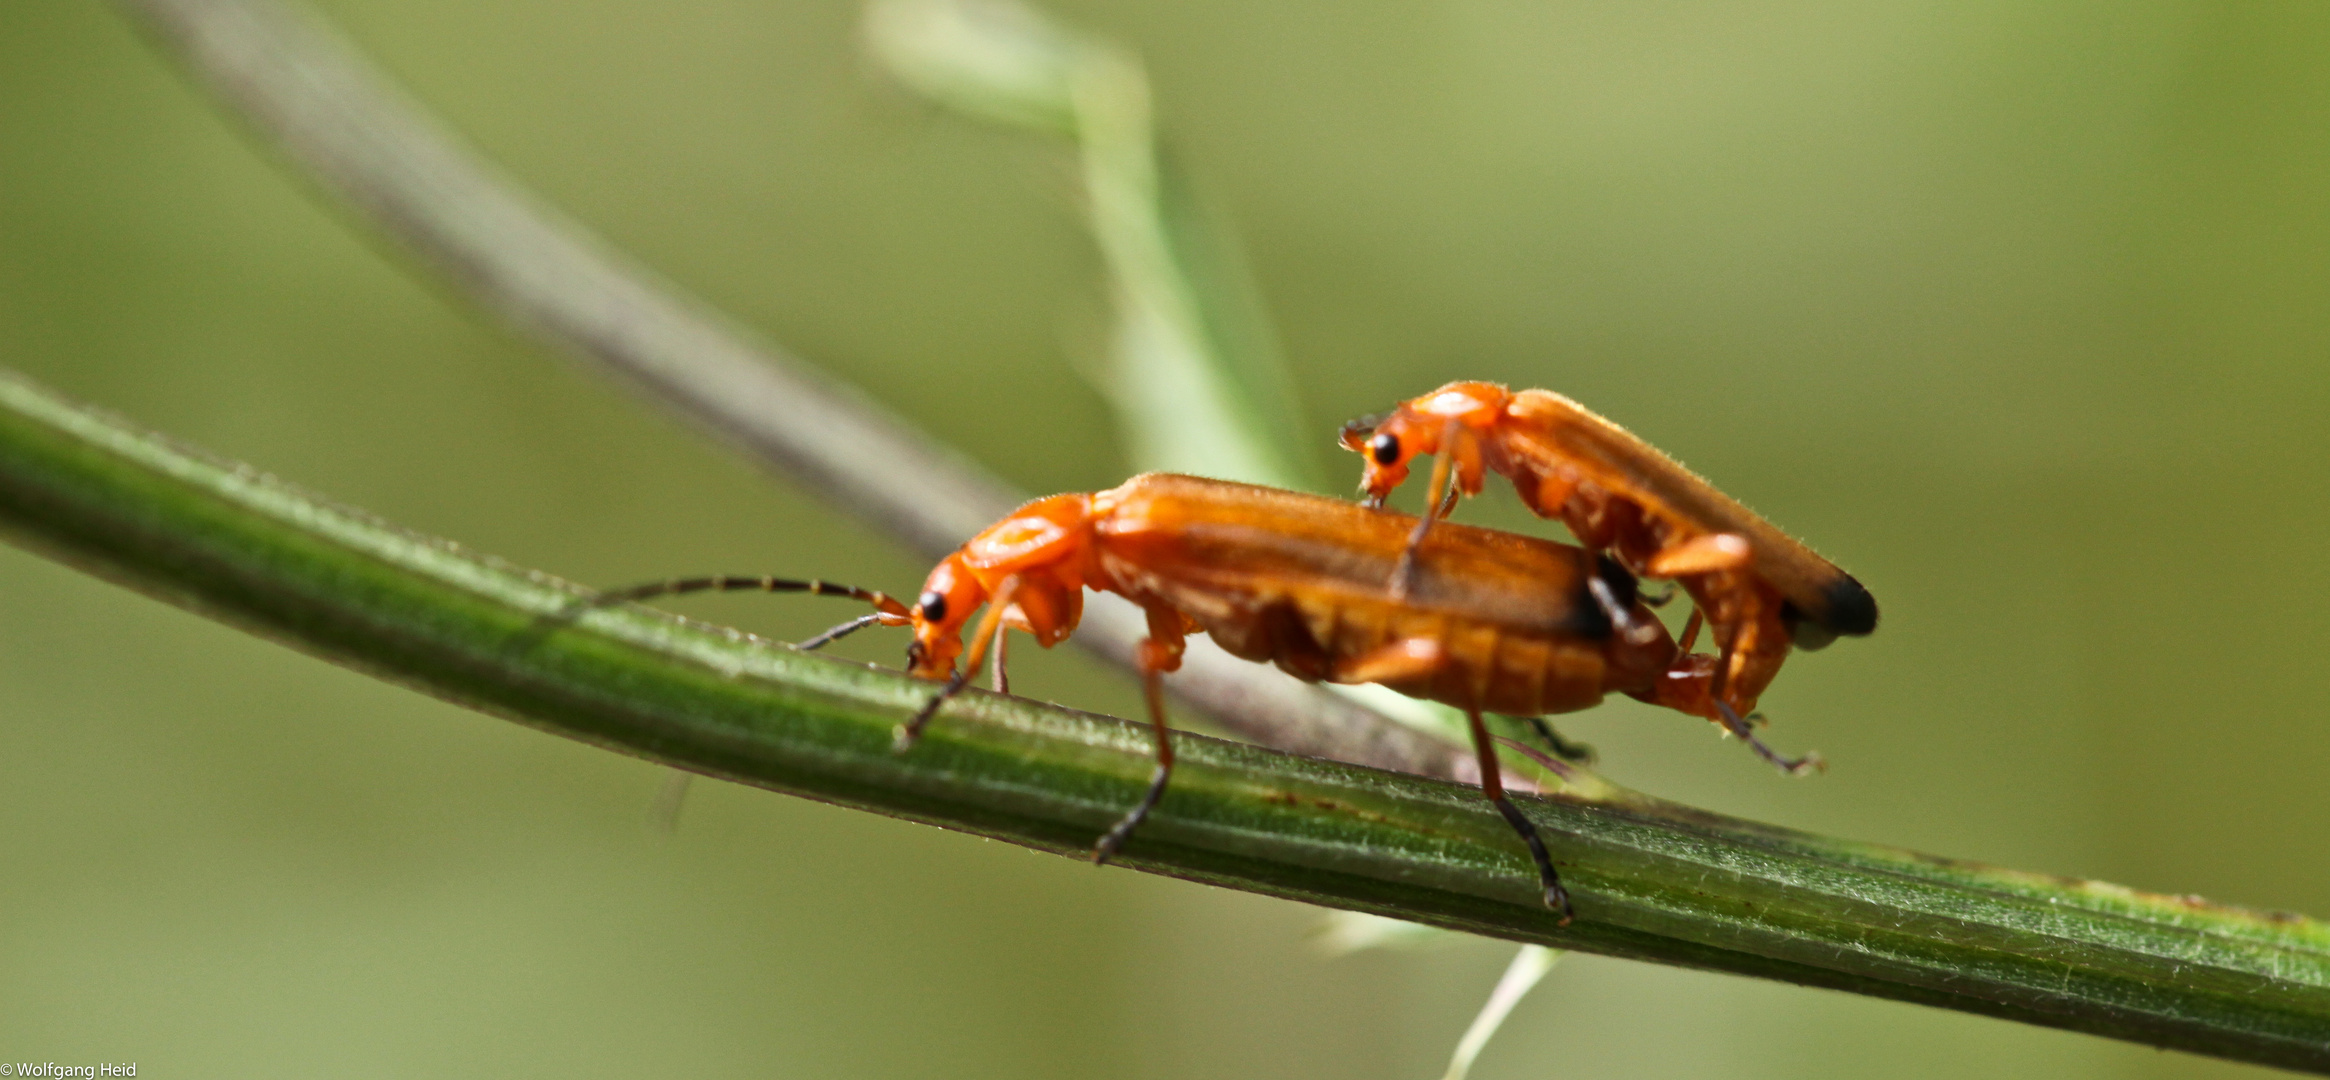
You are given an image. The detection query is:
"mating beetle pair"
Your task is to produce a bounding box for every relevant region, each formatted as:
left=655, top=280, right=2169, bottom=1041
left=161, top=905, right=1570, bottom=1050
left=595, top=383, right=1876, bottom=923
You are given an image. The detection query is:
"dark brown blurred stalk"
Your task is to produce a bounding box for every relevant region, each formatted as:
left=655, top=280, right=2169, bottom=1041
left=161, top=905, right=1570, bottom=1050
left=1, top=368, right=2326, bottom=1071
left=107, top=0, right=1470, bottom=781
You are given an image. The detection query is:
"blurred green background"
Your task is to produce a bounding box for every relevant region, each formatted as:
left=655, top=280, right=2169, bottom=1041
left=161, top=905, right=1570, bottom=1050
left=3, top=0, right=2327, bottom=1076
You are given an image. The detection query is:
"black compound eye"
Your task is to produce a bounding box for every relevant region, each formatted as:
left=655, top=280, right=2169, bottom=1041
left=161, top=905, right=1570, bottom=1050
left=916, top=590, right=948, bottom=623
left=1368, top=432, right=1401, bottom=466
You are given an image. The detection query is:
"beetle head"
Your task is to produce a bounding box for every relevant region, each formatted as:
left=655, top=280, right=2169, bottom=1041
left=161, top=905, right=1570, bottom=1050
left=907, top=553, right=986, bottom=679
left=1339, top=382, right=1512, bottom=503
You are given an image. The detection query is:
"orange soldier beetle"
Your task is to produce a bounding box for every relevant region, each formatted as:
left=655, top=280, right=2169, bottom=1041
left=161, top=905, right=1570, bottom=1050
left=1339, top=381, right=1876, bottom=767
left=592, top=472, right=1778, bottom=924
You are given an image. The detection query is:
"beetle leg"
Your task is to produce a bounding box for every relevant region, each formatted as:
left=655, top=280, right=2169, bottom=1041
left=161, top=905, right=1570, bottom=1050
left=1715, top=701, right=1823, bottom=777
left=990, top=626, right=1010, bottom=694
left=1093, top=606, right=1189, bottom=864
left=897, top=669, right=970, bottom=752
left=1092, top=662, right=1174, bottom=865
left=1522, top=467, right=1579, bottom=522
left=1466, top=707, right=1574, bottom=923
left=1645, top=533, right=1753, bottom=578
left=1706, top=579, right=1791, bottom=719
left=897, top=576, right=1018, bottom=751
left=1330, top=636, right=1447, bottom=685
left=1390, top=419, right=1470, bottom=600
left=1515, top=716, right=1596, bottom=764
left=1698, top=583, right=1800, bottom=767
left=1676, top=609, right=1704, bottom=654
left=1389, top=457, right=1453, bottom=599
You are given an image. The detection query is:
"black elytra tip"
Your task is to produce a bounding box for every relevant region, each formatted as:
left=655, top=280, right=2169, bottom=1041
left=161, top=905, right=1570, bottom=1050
left=1784, top=573, right=1879, bottom=649
left=1821, top=574, right=1879, bottom=637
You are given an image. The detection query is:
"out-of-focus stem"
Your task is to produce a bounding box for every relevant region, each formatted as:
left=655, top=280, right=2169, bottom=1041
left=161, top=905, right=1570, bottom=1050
left=109, top=0, right=1467, bottom=781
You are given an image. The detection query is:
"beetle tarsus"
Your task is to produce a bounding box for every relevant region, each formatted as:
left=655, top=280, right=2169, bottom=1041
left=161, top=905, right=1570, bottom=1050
left=1491, top=796, right=1573, bottom=923
left=1716, top=702, right=1823, bottom=776
left=1093, top=761, right=1171, bottom=864
left=897, top=669, right=970, bottom=751
left=1095, top=662, right=1179, bottom=863
left=1465, top=707, right=1574, bottom=923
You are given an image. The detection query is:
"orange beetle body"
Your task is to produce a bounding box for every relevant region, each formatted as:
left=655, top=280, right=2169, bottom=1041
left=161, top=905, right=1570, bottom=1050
left=910, top=472, right=1707, bottom=718
left=1342, top=381, right=1876, bottom=727
left=602, top=472, right=1808, bottom=922
left=891, top=472, right=1765, bottom=921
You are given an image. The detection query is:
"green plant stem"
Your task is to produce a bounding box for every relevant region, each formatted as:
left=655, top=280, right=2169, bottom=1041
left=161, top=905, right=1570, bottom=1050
left=4, top=372, right=2328, bottom=1073
left=107, top=0, right=1466, bottom=782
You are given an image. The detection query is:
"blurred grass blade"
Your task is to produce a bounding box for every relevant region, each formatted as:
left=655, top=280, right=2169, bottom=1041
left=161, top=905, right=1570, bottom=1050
left=3, top=367, right=2330, bottom=1072
left=863, top=0, right=1080, bottom=135
left=1443, top=946, right=1562, bottom=1080
left=866, top=0, right=1318, bottom=488
left=1151, top=154, right=1317, bottom=484
left=1315, top=910, right=1569, bottom=1076
left=649, top=769, right=694, bottom=832
left=1313, top=910, right=1457, bottom=957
